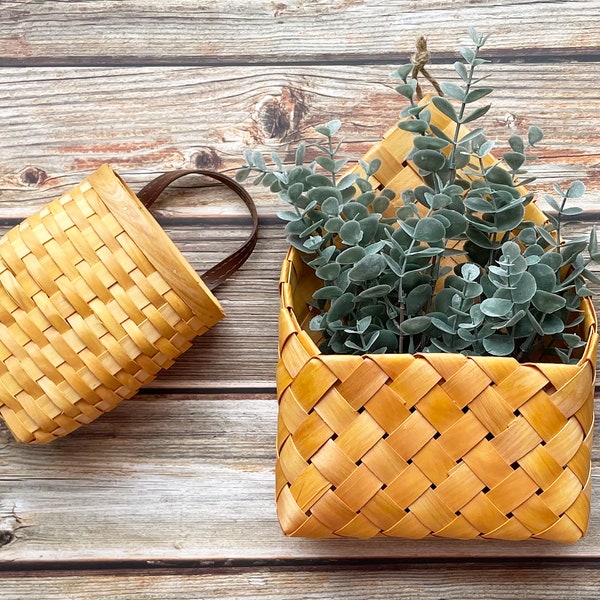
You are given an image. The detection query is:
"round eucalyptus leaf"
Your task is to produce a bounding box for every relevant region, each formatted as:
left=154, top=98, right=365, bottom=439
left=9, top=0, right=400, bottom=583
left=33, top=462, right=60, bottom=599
left=461, top=263, right=480, bottom=282
left=356, top=284, right=392, bottom=299
left=339, top=220, right=363, bottom=245
left=463, top=196, right=492, bottom=213
left=567, top=181, right=586, bottom=199
left=413, top=217, right=446, bottom=243
left=486, top=166, right=513, bottom=186
left=326, top=292, right=355, bottom=322
left=431, top=194, right=452, bottom=209
left=372, top=329, right=400, bottom=352
left=325, top=217, right=344, bottom=233
left=336, top=245, right=367, bottom=264
left=541, top=314, right=564, bottom=335
left=539, top=251, right=562, bottom=271
left=412, top=149, right=446, bottom=173
left=500, top=240, right=523, bottom=262
left=348, top=254, right=386, bottom=282
left=437, top=209, right=467, bottom=238
left=494, top=205, right=525, bottom=231
left=503, top=151, right=526, bottom=171
left=528, top=263, right=556, bottom=291
left=480, top=297, right=513, bottom=317
left=307, top=185, right=342, bottom=203
left=316, top=262, right=341, bottom=281
left=343, top=202, right=370, bottom=220
left=532, top=290, right=566, bottom=313
left=405, top=283, right=433, bottom=315
left=399, top=316, right=432, bottom=335
left=511, top=271, right=537, bottom=303
left=483, top=335, right=515, bottom=356
left=359, top=215, right=380, bottom=244
left=413, top=137, right=450, bottom=151
left=321, top=196, right=340, bottom=216
left=398, top=119, right=429, bottom=133
left=373, top=196, right=390, bottom=214
left=312, top=285, right=344, bottom=301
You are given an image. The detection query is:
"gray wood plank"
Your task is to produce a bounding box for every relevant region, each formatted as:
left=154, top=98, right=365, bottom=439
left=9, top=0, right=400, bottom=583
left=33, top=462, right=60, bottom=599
left=1, top=563, right=600, bottom=599
left=1, top=394, right=600, bottom=563
left=1, top=0, right=598, bottom=64
left=0, top=63, right=599, bottom=216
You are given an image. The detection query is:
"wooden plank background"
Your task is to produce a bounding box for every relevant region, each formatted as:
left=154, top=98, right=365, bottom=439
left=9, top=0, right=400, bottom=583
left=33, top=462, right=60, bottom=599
left=1, top=1, right=600, bottom=597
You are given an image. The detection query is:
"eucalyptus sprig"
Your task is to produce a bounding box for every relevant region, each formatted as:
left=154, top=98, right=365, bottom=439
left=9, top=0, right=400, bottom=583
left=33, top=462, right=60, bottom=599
left=237, top=29, right=598, bottom=364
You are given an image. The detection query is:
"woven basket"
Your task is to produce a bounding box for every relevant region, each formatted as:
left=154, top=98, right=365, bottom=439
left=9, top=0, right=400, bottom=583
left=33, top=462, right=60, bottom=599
left=275, top=105, right=599, bottom=542
left=0, top=164, right=257, bottom=443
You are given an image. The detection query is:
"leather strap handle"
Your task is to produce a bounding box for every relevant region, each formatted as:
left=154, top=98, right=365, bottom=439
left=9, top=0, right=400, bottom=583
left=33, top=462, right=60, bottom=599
left=137, top=170, right=258, bottom=291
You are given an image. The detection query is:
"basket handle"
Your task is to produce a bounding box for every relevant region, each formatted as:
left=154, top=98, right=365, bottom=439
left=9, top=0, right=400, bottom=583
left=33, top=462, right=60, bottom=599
left=137, top=170, right=258, bottom=290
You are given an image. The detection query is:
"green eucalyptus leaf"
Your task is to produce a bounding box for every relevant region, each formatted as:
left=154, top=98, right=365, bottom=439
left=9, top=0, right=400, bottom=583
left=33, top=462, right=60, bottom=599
left=325, top=217, right=344, bottom=233
left=399, top=316, right=432, bottom=335
left=462, top=104, right=491, bottom=123
left=356, top=284, right=393, bottom=299
left=528, top=126, right=544, bottom=146
left=312, top=286, right=344, bottom=301
left=348, top=254, right=386, bottom=282
left=337, top=173, right=360, bottom=190
left=454, top=61, right=469, bottom=82
left=413, top=137, right=450, bottom=151
left=532, top=290, right=567, bottom=313
left=511, top=271, right=537, bottom=303
left=464, top=87, right=493, bottom=103
left=326, top=292, right=355, bottom=322
left=412, top=149, right=446, bottom=172
left=321, top=196, right=340, bottom=216
left=541, top=314, right=564, bottom=335
left=277, top=210, right=301, bottom=222
left=431, top=96, right=459, bottom=123
left=373, top=195, right=390, bottom=213
left=440, top=82, right=465, bottom=101
left=398, top=119, right=429, bottom=133
left=316, top=263, right=341, bottom=281
left=413, top=217, right=446, bottom=243
left=396, top=82, right=417, bottom=99
left=343, top=202, right=369, bottom=220
left=405, top=283, right=433, bottom=315
left=339, top=220, right=363, bottom=245
left=480, top=297, right=513, bottom=317
left=307, top=186, right=341, bottom=204
left=337, top=245, right=367, bottom=264
left=483, top=335, right=515, bottom=356
left=567, top=181, right=586, bottom=199
left=503, top=151, right=526, bottom=171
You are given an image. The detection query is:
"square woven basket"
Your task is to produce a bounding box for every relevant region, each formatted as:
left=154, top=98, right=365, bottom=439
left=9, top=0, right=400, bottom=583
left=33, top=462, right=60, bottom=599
left=275, top=104, right=599, bottom=542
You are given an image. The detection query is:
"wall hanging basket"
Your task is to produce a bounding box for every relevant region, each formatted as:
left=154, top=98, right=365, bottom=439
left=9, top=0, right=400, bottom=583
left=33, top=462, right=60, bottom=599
left=0, top=164, right=257, bottom=444
left=275, top=105, right=598, bottom=542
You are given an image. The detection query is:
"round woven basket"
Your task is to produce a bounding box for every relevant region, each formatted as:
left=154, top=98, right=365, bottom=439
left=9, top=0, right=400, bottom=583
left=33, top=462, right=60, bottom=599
left=275, top=106, right=599, bottom=542
left=0, top=164, right=253, bottom=444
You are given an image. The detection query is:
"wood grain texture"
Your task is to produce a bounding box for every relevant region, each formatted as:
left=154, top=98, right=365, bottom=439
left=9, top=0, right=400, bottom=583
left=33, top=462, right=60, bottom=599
left=0, top=63, right=599, bottom=215
left=1, top=563, right=600, bottom=599
left=1, top=0, right=598, bottom=64
left=1, top=394, right=600, bottom=563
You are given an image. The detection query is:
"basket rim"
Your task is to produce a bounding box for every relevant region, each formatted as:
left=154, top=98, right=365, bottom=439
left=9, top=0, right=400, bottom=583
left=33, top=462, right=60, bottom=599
left=88, top=164, right=225, bottom=327
left=280, top=245, right=599, bottom=369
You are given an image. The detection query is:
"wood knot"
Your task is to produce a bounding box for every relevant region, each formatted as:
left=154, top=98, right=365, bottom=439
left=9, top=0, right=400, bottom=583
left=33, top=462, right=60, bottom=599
left=0, top=529, right=14, bottom=546
left=251, top=87, right=308, bottom=143
left=192, top=148, right=223, bottom=170
left=19, top=166, right=48, bottom=186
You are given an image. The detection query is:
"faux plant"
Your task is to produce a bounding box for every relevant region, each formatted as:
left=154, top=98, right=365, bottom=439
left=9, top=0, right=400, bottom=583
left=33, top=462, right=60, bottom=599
left=237, top=29, right=599, bottom=363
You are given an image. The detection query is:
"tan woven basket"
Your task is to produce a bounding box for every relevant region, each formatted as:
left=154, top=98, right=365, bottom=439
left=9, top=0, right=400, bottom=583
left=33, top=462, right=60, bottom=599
left=275, top=105, right=599, bottom=542
left=0, top=164, right=257, bottom=443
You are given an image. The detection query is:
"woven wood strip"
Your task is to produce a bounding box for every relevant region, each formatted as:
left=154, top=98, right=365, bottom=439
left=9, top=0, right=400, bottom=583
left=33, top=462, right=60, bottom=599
left=0, top=165, right=225, bottom=444
left=276, top=102, right=598, bottom=541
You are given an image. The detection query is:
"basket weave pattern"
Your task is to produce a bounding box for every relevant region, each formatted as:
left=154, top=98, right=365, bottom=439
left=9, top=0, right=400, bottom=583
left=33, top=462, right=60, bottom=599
left=275, top=107, right=598, bottom=542
left=0, top=165, right=224, bottom=443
